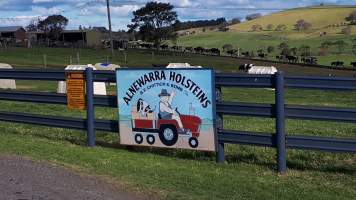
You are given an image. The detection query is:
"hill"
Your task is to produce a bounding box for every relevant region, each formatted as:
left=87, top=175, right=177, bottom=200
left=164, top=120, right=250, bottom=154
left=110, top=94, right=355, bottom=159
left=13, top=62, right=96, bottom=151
left=229, top=6, right=356, bottom=32
left=175, top=6, right=356, bottom=67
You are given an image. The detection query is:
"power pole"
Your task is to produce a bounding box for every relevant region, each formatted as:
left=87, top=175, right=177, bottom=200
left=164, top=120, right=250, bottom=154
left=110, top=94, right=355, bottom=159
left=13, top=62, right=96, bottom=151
left=106, top=0, right=114, bottom=58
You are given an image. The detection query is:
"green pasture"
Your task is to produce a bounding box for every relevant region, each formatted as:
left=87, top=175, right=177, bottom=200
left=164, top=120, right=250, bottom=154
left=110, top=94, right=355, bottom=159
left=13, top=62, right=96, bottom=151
left=0, top=47, right=355, bottom=199
left=177, top=31, right=356, bottom=67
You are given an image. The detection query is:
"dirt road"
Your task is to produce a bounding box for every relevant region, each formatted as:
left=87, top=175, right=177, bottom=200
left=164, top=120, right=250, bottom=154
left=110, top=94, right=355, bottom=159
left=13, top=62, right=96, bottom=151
left=0, top=155, right=145, bottom=200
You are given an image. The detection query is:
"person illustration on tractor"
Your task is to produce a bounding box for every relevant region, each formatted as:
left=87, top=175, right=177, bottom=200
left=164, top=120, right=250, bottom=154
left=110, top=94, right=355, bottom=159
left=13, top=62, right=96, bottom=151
left=158, top=89, right=190, bottom=135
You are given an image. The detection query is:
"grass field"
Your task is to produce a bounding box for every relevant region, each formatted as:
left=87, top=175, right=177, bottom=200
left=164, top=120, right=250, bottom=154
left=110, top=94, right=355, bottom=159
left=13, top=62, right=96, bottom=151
left=0, top=47, right=355, bottom=199
left=176, top=6, right=356, bottom=67
left=1, top=47, right=356, bottom=77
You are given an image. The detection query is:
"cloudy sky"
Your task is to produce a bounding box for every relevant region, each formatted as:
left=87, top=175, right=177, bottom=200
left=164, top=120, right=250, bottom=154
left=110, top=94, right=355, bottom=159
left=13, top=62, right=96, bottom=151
left=0, top=0, right=355, bottom=30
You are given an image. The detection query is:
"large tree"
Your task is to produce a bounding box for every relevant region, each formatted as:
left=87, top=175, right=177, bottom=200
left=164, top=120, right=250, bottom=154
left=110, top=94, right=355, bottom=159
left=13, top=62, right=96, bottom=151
left=346, top=10, right=356, bottom=24
left=38, top=15, right=68, bottom=40
left=294, top=19, right=312, bottom=31
left=128, top=2, right=177, bottom=45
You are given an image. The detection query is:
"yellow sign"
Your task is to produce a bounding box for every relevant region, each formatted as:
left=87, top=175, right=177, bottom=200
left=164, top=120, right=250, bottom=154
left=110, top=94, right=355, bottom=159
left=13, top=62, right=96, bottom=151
left=66, top=72, right=86, bottom=110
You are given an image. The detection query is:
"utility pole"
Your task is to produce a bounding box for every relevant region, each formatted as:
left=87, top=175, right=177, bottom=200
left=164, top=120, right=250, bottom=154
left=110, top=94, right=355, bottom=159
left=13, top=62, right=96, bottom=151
left=106, top=0, right=114, bottom=58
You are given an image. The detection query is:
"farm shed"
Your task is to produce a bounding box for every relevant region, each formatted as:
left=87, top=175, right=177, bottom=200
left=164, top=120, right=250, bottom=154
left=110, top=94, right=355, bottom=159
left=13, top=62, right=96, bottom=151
left=28, top=29, right=103, bottom=48
left=0, top=26, right=26, bottom=41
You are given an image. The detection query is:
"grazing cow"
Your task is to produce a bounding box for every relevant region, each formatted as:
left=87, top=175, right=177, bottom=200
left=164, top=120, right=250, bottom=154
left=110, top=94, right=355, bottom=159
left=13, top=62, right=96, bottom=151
left=276, top=55, right=285, bottom=62
left=301, top=57, right=318, bottom=65
left=286, top=55, right=298, bottom=63
left=350, top=62, right=356, bottom=68
left=241, top=51, right=250, bottom=57
left=210, top=48, right=220, bottom=56
left=160, top=44, right=169, bottom=50
left=239, top=64, right=253, bottom=72
left=227, top=49, right=237, bottom=57
left=194, top=47, right=204, bottom=54
left=185, top=47, right=193, bottom=53
left=331, top=61, right=344, bottom=67
left=258, top=53, right=268, bottom=59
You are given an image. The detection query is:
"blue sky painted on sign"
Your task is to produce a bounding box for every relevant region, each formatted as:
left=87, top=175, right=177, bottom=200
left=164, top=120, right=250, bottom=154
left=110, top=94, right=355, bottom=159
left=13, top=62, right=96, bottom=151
left=0, top=0, right=355, bottom=30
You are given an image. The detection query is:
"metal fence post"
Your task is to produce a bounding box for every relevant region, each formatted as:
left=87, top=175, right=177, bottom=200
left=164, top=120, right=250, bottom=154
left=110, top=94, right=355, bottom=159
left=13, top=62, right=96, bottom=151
left=85, top=67, right=95, bottom=147
left=275, top=71, right=286, bottom=174
left=216, top=87, right=225, bottom=163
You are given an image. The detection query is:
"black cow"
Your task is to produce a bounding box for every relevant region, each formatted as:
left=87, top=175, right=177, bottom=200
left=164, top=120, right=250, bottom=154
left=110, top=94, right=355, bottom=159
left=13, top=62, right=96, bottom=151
left=258, top=53, right=268, bottom=59
left=331, top=61, right=344, bottom=67
left=286, top=55, right=298, bottom=63
left=301, top=57, right=318, bottom=65
left=210, top=48, right=220, bottom=56
left=241, top=51, right=250, bottom=57
left=194, top=47, right=204, bottom=54
left=350, top=62, right=356, bottom=68
left=227, top=49, right=237, bottom=57
left=239, top=64, right=253, bottom=72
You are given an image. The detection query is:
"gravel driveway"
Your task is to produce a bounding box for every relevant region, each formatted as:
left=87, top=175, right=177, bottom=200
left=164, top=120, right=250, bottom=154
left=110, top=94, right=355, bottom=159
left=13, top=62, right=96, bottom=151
left=0, top=155, right=146, bottom=200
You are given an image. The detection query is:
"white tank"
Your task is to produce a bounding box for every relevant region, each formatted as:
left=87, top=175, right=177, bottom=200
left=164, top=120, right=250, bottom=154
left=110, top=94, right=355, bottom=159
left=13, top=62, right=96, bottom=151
left=57, top=64, right=107, bottom=95
left=166, top=63, right=202, bottom=68
left=247, top=66, right=277, bottom=75
left=0, top=63, right=16, bottom=89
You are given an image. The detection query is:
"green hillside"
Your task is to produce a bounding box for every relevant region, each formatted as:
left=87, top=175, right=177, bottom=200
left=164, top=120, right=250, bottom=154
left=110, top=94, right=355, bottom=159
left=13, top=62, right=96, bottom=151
left=176, top=6, right=356, bottom=67
left=229, top=6, right=356, bottom=32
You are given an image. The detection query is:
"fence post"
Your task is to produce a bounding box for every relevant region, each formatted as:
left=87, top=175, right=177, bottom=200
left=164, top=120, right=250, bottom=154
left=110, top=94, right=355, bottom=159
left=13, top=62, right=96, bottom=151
left=275, top=71, right=286, bottom=174
left=216, top=86, right=225, bottom=163
left=85, top=67, right=95, bottom=147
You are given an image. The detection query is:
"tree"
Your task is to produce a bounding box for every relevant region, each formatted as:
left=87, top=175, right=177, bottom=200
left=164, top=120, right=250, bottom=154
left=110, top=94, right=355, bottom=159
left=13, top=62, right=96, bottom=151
left=341, top=26, right=352, bottom=35
left=319, top=41, right=333, bottom=55
left=346, top=10, right=356, bottom=24
left=38, top=15, right=68, bottom=40
left=333, top=40, right=348, bottom=54
left=26, top=18, right=42, bottom=31
left=290, top=47, right=298, bottom=55
left=295, top=19, right=312, bottom=31
left=275, top=24, right=287, bottom=31
left=246, top=13, right=262, bottom=21
left=266, top=24, right=274, bottom=31
left=279, top=42, right=290, bottom=56
left=267, top=46, right=275, bottom=53
left=231, top=18, right=241, bottom=25
left=299, top=45, right=311, bottom=56
left=222, top=44, right=234, bottom=52
left=128, top=2, right=177, bottom=44
left=251, top=24, right=262, bottom=31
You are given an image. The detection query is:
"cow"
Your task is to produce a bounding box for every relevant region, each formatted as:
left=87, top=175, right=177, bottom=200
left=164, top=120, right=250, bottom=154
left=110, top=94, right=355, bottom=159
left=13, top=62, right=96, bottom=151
left=286, top=55, right=298, bottom=63
left=227, top=49, right=237, bottom=57
left=137, top=98, right=155, bottom=118
left=350, top=62, right=356, bottom=68
left=241, top=51, right=250, bottom=57
left=210, top=48, right=220, bottom=56
left=301, top=57, right=318, bottom=65
left=331, top=61, right=344, bottom=67
left=194, top=47, right=204, bottom=54
left=258, top=53, right=268, bottom=59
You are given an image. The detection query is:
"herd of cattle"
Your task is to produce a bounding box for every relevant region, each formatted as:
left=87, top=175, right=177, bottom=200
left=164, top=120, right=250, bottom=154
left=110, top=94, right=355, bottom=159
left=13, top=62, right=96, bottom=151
left=129, top=43, right=356, bottom=68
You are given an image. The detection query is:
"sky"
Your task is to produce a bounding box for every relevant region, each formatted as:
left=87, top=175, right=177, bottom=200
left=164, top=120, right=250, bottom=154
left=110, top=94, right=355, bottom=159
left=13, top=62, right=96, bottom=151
left=0, top=0, right=356, bottom=30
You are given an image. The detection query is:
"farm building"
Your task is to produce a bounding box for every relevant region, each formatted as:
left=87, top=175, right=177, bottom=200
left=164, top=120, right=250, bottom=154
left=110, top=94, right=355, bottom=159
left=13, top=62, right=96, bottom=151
left=0, top=26, right=26, bottom=41
left=27, top=29, right=103, bottom=48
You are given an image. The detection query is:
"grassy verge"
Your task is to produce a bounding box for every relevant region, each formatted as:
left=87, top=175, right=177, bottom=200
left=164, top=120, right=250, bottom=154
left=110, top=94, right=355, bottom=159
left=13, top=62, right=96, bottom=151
left=0, top=85, right=355, bottom=199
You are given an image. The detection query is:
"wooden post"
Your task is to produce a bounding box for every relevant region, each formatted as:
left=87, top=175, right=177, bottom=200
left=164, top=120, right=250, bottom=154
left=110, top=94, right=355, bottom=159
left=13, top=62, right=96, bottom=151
left=43, top=54, right=47, bottom=69
left=77, top=52, right=80, bottom=64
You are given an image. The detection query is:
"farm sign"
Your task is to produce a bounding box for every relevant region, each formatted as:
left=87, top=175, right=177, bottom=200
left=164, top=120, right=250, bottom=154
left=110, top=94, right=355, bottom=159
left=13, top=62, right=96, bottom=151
left=116, top=69, right=216, bottom=151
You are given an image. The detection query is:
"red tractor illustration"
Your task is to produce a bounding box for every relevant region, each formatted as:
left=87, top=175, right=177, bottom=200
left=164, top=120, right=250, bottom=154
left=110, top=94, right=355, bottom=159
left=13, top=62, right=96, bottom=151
left=131, top=106, right=202, bottom=148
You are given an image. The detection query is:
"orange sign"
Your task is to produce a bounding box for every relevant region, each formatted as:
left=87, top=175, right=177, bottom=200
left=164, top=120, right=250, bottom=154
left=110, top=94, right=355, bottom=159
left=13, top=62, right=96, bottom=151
left=66, top=72, right=86, bottom=110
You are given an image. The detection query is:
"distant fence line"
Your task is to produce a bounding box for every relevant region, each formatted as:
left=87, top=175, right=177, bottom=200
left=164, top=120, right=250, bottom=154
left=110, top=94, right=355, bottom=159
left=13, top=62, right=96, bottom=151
left=0, top=68, right=355, bottom=174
